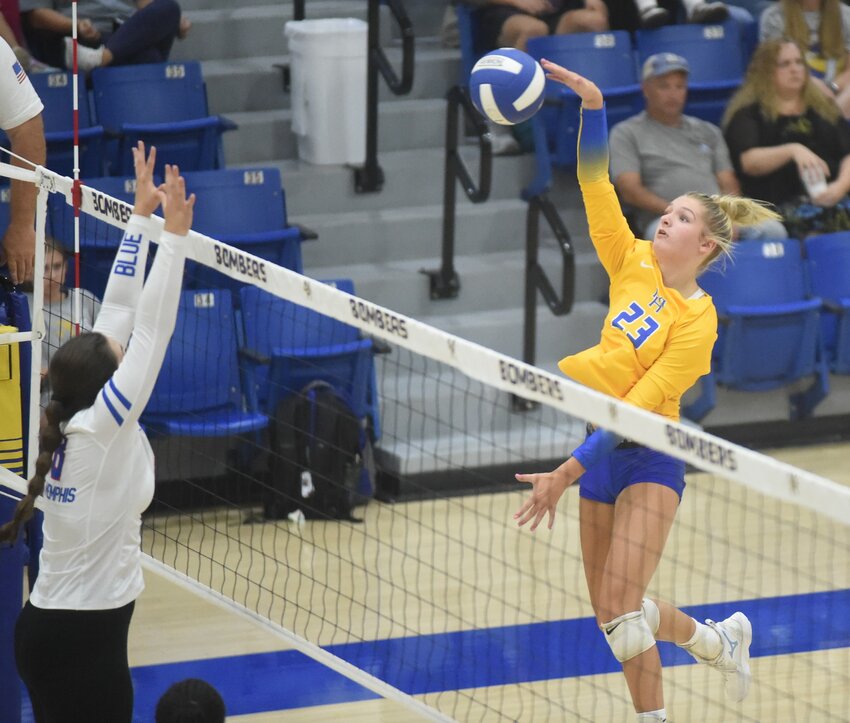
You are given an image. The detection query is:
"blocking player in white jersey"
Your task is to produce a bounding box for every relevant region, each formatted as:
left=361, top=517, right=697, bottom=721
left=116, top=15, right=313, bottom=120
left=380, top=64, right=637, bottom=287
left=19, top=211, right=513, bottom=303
left=0, top=142, right=195, bottom=722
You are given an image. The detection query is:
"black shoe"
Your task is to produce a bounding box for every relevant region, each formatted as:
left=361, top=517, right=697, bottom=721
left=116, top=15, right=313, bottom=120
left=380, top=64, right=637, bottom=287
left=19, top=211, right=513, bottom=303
left=639, top=6, right=671, bottom=29
left=688, top=1, right=729, bottom=24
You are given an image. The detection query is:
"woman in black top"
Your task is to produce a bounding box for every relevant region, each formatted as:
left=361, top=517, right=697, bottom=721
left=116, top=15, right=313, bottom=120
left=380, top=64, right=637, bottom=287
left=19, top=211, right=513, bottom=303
left=723, top=38, right=850, bottom=237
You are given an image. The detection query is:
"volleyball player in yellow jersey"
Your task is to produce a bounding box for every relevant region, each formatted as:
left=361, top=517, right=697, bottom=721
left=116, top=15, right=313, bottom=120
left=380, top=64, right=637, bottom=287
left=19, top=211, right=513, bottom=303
left=513, top=61, right=782, bottom=722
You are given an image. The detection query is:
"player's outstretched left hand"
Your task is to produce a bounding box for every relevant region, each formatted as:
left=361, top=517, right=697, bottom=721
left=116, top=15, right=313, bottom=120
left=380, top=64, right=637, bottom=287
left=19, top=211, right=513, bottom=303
left=513, top=463, right=577, bottom=531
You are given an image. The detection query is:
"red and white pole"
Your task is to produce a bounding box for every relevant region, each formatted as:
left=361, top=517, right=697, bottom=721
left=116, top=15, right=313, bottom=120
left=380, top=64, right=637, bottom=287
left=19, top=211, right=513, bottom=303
left=71, top=1, right=81, bottom=336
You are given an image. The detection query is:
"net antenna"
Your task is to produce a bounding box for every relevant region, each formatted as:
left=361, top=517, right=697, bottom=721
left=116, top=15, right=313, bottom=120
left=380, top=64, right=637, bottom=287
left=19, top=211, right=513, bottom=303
left=71, top=0, right=82, bottom=336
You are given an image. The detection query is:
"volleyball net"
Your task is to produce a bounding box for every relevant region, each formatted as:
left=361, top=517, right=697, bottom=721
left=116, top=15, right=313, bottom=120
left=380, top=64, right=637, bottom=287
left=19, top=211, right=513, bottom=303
left=1, top=160, right=849, bottom=721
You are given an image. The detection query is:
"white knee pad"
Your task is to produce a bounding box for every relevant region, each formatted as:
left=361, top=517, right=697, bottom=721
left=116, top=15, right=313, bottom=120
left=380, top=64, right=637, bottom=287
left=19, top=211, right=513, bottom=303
left=602, top=610, right=656, bottom=662
left=642, top=597, right=660, bottom=636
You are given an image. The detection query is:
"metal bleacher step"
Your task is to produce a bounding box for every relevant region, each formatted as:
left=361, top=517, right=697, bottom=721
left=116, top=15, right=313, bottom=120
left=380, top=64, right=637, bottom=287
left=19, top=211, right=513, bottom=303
left=297, top=198, right=533, bottom=267
left=252, top=147, right=537, bottom=215
left=177, top=0, right=447, bottom=59
left=304, top=248, right=608, bottom=321
left=196, top=39, right=459, bottom=115
left=223, top=96, right=447, bottom=164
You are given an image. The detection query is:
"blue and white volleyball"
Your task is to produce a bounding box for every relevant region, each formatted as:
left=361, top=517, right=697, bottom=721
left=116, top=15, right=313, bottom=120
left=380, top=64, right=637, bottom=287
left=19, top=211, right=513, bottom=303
left=469, top=48, right=545, bottom=126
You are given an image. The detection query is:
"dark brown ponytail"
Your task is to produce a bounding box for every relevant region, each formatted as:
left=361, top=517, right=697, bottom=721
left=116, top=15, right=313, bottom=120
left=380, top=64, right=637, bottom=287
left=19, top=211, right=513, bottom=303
left=0, top=399, right=66, bottom=543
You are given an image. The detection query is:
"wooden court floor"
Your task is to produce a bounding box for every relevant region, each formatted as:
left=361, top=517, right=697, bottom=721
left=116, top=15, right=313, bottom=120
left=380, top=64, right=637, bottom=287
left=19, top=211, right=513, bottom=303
left=128, top=442, right=850, bottom=722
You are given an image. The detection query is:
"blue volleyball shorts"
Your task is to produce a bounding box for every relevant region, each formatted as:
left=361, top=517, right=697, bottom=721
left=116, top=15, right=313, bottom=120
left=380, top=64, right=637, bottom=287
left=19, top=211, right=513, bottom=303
left=578, top=445, right=686, bottom=505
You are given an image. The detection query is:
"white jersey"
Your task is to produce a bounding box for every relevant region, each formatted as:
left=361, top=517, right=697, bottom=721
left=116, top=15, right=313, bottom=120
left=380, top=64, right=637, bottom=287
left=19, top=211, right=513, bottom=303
left=31, top=215, right=186, bottom=610
left=0, top=37, right=43, bottom=130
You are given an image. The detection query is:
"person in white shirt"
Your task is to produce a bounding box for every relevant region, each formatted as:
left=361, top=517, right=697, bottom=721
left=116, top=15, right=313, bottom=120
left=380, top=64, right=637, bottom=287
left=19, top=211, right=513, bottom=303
left=0, top=142, right=195, bottom=723
left=24, top=240, right=102, bottom=407
left=0, top=35, right=45, bottom=285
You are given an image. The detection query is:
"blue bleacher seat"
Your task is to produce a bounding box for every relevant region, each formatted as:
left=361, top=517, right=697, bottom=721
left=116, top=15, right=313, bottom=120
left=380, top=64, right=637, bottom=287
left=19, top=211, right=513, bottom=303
left=90, top=61, right=236, bottom=176
left=47, top=175, right=149, bottom=299
left=524, top=31, right=642, bottom=196
left=636, top=20, right=745, bottom=126
left=239, top=280, right=380, bottom=440
left=684, top=239, right=829, bottom=421
left=28, top=71, right=105, bottom=178
left=455, top=3, right=483, bottom=86
left=805, top=232, right=850, bottom=374
left=142, top=288, right=268, bottom=437
left=182, top=167, right=304, bottom=290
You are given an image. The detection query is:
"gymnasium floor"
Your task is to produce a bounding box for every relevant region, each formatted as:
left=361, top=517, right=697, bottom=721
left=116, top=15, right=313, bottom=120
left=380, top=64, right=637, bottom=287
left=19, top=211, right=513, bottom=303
left=24, top=441, right=849, bottom=722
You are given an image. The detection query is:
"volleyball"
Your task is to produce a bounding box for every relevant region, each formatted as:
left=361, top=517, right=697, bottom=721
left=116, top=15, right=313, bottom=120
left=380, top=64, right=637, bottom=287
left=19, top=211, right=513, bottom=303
left=469, top=48, right=545, bottom=126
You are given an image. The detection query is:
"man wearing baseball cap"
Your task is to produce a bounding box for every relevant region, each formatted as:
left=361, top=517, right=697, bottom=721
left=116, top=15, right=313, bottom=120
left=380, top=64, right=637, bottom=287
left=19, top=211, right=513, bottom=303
left=609, top=52, right=787, bottom=240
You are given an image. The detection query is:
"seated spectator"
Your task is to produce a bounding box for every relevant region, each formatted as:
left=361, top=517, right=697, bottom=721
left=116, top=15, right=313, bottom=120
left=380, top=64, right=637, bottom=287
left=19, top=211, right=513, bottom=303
left=723, top=38, right=850, bottom=238
left=20, top=0, right=190, bottom=73
left=475, top=0, right=610, bottom=53
left=0, top=2, right=34, bottom=71
left=23, top=240, right=100, bottom=405
left=472, top=0, right=611, bottom=153
left=155, top=678, right=226, bottom=723
left=634, top=0, right=728, bottom=28
left=610, top=52, right=787, bottom=240
left=759, top=0, right=850, bottom=118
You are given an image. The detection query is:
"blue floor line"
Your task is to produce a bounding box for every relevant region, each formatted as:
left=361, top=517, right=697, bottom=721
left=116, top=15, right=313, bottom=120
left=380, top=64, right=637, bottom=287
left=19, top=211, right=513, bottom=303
left=20, top=588, right=850, bottom=721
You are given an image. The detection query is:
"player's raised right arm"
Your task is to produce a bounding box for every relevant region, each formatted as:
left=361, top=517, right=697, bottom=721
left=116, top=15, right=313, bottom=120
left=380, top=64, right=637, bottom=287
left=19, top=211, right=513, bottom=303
left=540, top=59, right=635, bottom=276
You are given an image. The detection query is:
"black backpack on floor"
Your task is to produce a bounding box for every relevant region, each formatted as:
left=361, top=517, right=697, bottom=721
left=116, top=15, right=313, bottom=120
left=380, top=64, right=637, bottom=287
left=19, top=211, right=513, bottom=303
left=265, top=380, right=374, bottom=522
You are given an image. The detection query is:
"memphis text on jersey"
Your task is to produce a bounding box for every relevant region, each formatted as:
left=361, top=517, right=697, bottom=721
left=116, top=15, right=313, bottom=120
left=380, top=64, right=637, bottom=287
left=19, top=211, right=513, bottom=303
left=46, top=442, right=76, bottom=503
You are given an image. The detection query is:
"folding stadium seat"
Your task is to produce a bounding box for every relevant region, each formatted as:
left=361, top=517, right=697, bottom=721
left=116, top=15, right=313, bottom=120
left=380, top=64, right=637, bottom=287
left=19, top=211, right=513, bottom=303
left=90, top=61, right=236, bottom=176
left=805, top=232, right=850, bottom=374
left=239, top=280, right=381, bottom=440
left=47, top=175, right=149, bottom=299
left=28, top=70, right=105, bottom=178
left=455, top=2, right=483, bottom=85
left=181, top=167, right=306, bottom=291
left=635, top=20, right=745, bottom=126
left=524, top=31, right=642, bottom=195
left=684, top=239, right=829, bottom=421
left=142, top=288, right=268, bottom=437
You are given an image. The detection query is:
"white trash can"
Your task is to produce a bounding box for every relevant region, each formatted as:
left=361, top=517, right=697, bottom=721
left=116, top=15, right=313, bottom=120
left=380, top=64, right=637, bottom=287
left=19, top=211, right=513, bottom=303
left=285, top=18, right=368, bottom=165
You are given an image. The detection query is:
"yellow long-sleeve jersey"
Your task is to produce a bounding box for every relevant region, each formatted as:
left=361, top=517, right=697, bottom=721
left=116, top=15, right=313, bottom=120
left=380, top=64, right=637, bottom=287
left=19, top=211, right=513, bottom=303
left=558, top=107, right=718, bottom=421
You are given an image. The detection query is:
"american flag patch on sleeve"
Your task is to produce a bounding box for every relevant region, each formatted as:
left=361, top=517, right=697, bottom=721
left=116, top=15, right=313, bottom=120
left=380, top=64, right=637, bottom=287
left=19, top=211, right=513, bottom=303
left=12, top=61, right=26, bottom=84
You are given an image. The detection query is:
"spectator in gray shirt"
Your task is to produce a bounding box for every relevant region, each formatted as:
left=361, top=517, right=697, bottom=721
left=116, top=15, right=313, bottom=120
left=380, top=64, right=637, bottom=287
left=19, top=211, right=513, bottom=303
left=610, top=52, right=787, bottom=240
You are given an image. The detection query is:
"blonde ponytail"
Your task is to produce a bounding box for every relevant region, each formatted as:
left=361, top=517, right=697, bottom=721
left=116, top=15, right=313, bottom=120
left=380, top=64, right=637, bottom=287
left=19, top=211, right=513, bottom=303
left=687, top=193, right=783, bottom=270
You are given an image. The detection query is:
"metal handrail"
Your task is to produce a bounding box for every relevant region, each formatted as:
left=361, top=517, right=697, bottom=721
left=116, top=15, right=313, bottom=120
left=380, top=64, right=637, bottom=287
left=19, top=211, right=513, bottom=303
left=513, top=193, right=575, bottom=411
left=355, top=0, right=415, bottom=193
left=422, top=85, right=492, bottom=299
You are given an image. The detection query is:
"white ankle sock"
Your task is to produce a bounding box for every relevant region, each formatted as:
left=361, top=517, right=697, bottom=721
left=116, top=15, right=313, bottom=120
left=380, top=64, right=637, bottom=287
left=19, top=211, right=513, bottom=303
left=680, top=618, right=722, bottom=660
left=637, top=709, right=667, bottom=721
